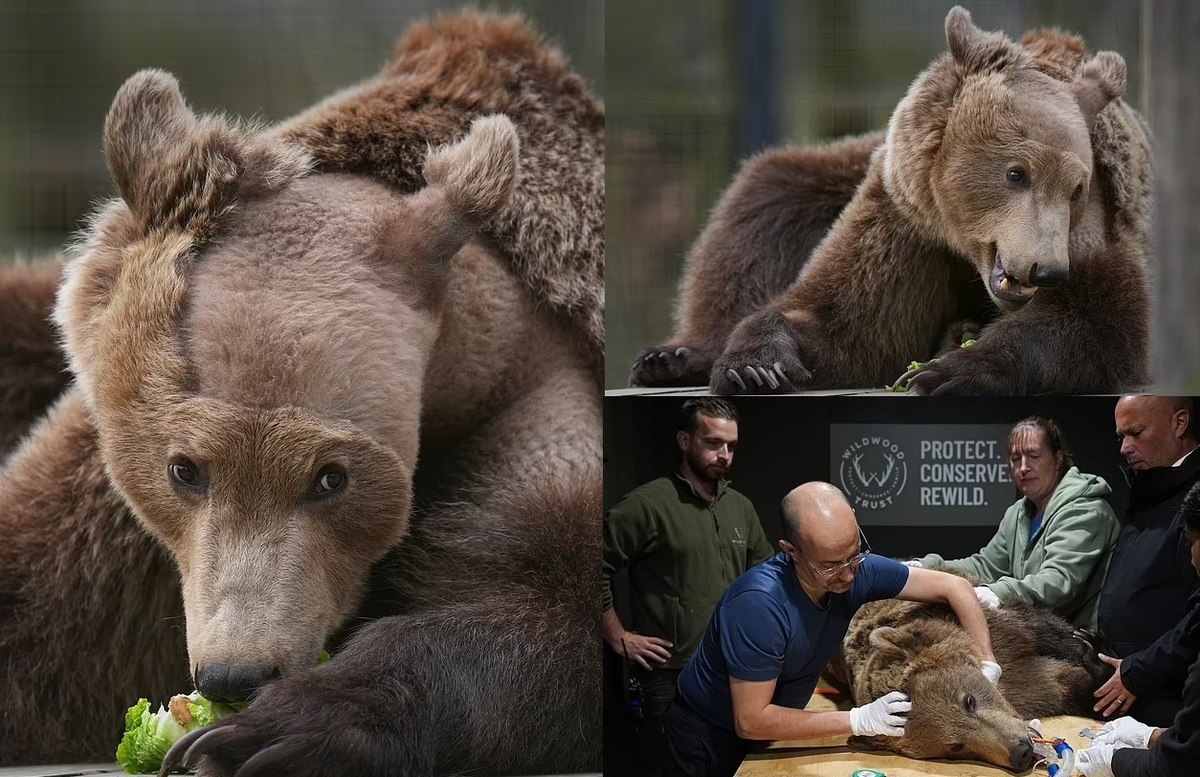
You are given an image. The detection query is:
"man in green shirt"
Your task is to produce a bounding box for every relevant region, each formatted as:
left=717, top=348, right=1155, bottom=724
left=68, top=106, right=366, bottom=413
left=603, top=398, right=773, bottom=777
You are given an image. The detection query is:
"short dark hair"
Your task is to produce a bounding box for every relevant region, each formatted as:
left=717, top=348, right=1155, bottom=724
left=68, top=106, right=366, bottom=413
left=678, top=398, right=738, bottom=434
left=1010, top=416, right=1073, bottom=478
left=1182, top=480, right=1200, bottom=533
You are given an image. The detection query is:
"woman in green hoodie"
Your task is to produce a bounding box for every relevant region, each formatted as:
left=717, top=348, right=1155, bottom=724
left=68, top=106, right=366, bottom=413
left=909, top=416, right=1120, bottom=631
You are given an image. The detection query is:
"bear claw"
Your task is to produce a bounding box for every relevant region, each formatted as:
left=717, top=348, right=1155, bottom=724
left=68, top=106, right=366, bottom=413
left=629, top=343, right=712, bottom=387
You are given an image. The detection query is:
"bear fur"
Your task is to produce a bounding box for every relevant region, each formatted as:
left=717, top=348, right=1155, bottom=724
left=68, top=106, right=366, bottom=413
left=0, top=12, right=602, bottom=775
left=833, top=597, right=1111, bottom=771
left=0, top=261, right=69, bottom=457
left=630, top=6, right=1151, bottom=394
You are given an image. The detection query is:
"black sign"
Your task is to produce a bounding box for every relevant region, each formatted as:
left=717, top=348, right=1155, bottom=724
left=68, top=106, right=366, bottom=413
left=829, top=424, right=1015, bottom=525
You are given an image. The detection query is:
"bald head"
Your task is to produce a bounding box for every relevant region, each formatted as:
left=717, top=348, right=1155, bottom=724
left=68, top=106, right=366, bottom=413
left=781, top=482, right=859, bottom=552
left=1115, top=395, right=1197, bottom=470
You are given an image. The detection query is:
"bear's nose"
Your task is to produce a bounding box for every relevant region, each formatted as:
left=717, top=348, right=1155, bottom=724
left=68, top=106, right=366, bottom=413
left=1009, top=738, right=1036, bottom=771
left=1028, top=262, right=1068, bottom=287
left=195, top=662, right=280, bottom=702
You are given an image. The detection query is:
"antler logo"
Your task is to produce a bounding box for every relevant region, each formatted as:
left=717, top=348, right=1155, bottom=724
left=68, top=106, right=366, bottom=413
left=839, top=437, right=907, bottom=509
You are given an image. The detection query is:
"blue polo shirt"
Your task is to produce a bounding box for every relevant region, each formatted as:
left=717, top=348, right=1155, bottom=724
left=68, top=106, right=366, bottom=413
left=677, top=551, right=909, bottom=732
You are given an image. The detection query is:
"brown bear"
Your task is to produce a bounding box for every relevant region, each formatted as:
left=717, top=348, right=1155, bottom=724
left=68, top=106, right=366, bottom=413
left=834, top=597, right=1111, bottom=771
left=630, top=6, right=1151, bottom=395
left=0, top=12, right=602, bottom=776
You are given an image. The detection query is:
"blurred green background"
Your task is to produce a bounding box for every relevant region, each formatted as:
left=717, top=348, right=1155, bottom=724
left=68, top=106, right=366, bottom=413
left=605, top=0, right=1147, bottom=388
left=0, top=0, right=603, bottom=259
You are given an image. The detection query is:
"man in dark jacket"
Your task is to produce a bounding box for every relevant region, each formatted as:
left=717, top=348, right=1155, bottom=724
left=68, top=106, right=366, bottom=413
left=1095, top=396, right=1200, bottom=726
left=1078, top=480, right=1200, bottom=777
left=603, top=398, right=774, bottom=777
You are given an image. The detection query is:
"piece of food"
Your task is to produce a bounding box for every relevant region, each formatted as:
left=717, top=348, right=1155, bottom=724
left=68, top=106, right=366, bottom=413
left=116, top=651, right=331, bottom=773
left=116, top=692, right=234, bottom=773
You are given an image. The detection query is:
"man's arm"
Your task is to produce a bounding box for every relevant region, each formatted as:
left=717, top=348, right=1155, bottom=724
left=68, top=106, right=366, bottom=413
left=897, top=568, right=997, bottom=663
left=1121, top=589, right=1200, bottom=694
left=602, top=606, right=672, bottom=670
left=729, top=676, right=851, bottom=740
left=729, top=678, right=910, bottom=742
left=601, top=493, right=674, bottom=668
left=1095, top=592, right=1200, bottom=716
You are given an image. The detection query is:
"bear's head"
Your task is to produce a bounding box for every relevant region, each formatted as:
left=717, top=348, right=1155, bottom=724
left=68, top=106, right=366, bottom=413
left=883, top=6, right=1126, bottom=312
left=853, top=621, right=1035, bottom=772
left=54, top=70, right=518, bottom=701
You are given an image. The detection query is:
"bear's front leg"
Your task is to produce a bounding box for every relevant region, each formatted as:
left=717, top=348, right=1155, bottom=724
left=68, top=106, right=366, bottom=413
left=165, top=601, right=598, bottom=777
left=709, top=308, right=816, bottom=393
left=709, top=164, right=960, bottom=393
left=630, top=135, right=880, bottom=389
left=907, top=242, right=1149, bottom=395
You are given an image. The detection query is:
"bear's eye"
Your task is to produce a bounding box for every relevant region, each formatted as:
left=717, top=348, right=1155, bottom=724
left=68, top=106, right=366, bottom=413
left=949, top=742, right=965, bottom=755
left=1071, top=184, right=1083, bottom=202
left=1006, top=168, right=1027, bottom=185
left=312, top=466, right=348, bottom=497
left=963, top=693, right=977, bottom=714
left=168, top=457, right=206, bottom=491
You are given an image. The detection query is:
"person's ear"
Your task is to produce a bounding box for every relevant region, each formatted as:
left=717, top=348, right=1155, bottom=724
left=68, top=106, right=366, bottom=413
left=1172, top=408, right=1190, bottom=440
left=779, top=539, right=797, bottom=557
left=676, top=430, right=690, bottom=452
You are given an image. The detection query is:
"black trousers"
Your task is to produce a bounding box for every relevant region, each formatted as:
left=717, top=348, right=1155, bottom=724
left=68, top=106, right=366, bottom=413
left=632, top=667, right=682, bottom=777
left=662, top=695, right=753, bottom=777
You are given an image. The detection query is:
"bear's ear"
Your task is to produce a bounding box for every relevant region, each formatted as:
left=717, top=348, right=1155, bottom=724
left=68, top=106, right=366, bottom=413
left=1073, top=51, right=1126, bottom=126
left=396, top=115, right=519, bottom=272
left=868, top=626, right=914, bottom=659
left=103, top=70, right=308, bottom=237
left=104, top=70, right=232, bottom=226
left=945, top=6, right=1023, bottom=74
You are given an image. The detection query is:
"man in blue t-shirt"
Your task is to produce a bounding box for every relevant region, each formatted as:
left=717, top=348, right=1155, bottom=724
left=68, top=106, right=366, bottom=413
left=663, top=481, right=1002, bottom=777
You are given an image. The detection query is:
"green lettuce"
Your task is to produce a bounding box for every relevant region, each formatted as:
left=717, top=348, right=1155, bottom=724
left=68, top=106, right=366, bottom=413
left=116, top=692, right=234, bottom=773
left=116, top=652, right=330, bottom=773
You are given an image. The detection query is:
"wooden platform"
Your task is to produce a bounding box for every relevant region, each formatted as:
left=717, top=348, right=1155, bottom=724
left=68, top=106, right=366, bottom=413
left=735, top=690, right=1099, bottom=777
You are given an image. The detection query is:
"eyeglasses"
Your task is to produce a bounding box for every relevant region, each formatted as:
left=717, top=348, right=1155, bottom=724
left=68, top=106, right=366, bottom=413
left=804, top=528, right=871, bottom=578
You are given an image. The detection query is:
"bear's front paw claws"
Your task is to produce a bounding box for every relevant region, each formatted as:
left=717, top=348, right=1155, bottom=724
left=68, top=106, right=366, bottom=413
left=160, top=723, right=247, bottom=775
left=712, top=356, right=808, bottom=394
left=629, top=344, right=712, bottom=387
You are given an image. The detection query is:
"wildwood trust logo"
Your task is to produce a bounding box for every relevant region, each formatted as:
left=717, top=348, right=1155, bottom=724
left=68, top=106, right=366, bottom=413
left=829, top=423, right=1013, bottom=525
left=839, top=436, right=907, bottom=509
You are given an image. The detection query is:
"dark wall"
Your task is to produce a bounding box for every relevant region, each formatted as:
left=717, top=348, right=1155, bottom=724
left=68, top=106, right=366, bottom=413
left=604, top=395, right=1131, bottom=562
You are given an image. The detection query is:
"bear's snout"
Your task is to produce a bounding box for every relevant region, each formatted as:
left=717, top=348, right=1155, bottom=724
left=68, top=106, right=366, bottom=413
left=1008, top=738, right=1035, bottom=771
left=1028, top=261, right=1068, bottom=287
left=196, top=661, right=281, bottom=703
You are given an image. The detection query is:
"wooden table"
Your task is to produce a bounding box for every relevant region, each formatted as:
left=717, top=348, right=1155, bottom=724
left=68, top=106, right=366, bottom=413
left=735, top=689, right=1100, bottom=777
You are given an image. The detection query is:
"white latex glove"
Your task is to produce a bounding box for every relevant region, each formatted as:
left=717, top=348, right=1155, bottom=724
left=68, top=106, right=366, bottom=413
left=1093, top=716, right=1155, bottom=748
left=850, top=690, right=911, bottom=737
left=981, top=660, right=1002, bottom=685
left=974, top=585, right=1000, bottom=609
left=1077, top=743, right=1121, bottom=777
left=902, top=559, right=923, bottom=568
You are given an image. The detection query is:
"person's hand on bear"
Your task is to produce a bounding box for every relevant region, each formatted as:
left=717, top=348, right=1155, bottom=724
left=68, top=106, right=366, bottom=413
left=1094, top=653, right=1138, bottom=716
left=1092, top=716, right=1156, bottom=748
left=981, top=660, right=1003, bottom=685
left=849, top=691, right=911, bottom=737
left=973, top=585, right=1000, bottom=609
